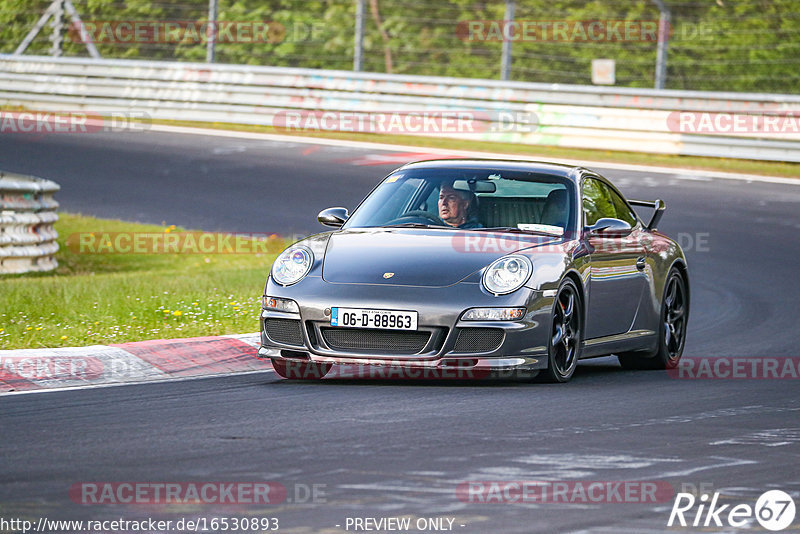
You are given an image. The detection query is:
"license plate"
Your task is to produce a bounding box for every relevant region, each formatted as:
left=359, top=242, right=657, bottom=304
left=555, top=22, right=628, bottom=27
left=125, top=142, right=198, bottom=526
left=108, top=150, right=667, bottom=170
left=330, top=308, right=418, bottom=330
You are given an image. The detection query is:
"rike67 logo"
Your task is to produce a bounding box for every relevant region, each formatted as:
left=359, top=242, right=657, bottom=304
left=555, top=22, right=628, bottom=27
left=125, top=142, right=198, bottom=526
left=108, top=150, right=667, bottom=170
left=668, top=490, right=796, bottom=531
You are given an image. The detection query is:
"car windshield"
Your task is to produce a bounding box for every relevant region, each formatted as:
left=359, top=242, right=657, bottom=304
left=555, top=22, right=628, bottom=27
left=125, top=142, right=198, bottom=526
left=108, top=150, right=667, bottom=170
left=343, top=167, right=576, bottom=235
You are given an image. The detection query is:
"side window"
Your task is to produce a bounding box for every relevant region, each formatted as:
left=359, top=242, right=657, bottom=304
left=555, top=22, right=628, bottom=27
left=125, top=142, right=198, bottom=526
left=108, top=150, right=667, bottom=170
left=608, top=187, right=638, bottom=227
left=415, top=184, right=441, bottom=213
left=582, top=178, right=616, bottom=226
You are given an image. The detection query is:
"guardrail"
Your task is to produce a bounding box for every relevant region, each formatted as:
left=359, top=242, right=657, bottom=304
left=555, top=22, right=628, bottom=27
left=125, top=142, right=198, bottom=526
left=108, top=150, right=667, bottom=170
left=1, top=55, right=799, bottom=162
left=0, top=172, right=60, bottom=274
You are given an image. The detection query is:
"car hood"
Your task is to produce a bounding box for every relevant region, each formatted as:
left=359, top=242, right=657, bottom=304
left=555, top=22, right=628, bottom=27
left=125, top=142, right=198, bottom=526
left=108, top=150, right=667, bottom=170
left=321, top=228, right=560, bottom=287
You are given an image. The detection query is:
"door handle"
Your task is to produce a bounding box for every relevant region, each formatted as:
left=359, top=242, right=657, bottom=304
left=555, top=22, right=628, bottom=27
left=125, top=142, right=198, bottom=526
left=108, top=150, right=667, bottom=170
left=636, top=257, right=646, bottom=270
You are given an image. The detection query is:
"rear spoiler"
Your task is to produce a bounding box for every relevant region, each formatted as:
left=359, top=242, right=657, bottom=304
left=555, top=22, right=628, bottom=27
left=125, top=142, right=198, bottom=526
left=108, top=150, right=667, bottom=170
left=629, top=199, right=666, bottom=231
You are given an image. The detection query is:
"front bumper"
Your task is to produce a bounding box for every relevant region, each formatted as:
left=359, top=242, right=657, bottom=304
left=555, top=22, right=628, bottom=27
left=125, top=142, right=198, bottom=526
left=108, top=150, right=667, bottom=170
left=258, top=279, right=553, bottom=374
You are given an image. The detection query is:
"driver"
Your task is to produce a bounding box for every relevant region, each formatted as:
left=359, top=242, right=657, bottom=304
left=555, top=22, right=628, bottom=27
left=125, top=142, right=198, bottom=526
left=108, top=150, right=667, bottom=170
left=438, top=183, right=482, bottom=229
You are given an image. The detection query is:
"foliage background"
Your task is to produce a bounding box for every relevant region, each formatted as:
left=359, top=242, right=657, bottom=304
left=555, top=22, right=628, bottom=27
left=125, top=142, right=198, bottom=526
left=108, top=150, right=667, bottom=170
left=1, top=0, right=798, bottom=92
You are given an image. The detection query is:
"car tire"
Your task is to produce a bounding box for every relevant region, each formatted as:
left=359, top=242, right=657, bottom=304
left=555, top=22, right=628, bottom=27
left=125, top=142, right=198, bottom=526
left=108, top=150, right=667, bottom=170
left=271, top=358, right=331, bottom=380
left=618, top=268, right=688, bottom=370
left=540, top=278, right=583, bottom=383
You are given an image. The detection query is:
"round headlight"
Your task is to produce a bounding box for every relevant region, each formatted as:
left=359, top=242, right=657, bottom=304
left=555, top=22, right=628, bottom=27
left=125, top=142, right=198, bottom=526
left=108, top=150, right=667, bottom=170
left=271, top=245, right=313, bottom=286
left=482, top=255, right=533, bottom=295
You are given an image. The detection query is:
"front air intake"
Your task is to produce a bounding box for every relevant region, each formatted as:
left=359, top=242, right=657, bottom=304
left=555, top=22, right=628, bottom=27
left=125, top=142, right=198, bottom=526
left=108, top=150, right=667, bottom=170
left=264, top=318, right=304, bottom=346
left=452, top=328, right=504, bottom=353
left=321, top=328, right=430, bottom=354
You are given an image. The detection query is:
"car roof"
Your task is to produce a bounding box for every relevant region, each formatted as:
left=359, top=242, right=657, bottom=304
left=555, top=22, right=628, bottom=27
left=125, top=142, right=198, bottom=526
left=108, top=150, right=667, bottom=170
left=396, top=158, right=587, bottom=182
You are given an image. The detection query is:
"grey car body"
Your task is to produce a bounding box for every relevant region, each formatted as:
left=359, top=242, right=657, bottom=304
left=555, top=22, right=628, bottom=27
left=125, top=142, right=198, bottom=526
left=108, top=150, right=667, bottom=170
left=258, top=159, right=690, bottom=382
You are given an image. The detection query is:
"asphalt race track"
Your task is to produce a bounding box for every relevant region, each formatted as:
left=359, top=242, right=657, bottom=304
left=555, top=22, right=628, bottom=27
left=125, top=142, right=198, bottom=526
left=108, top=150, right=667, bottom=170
left=1, top=129, right=799, bottom=533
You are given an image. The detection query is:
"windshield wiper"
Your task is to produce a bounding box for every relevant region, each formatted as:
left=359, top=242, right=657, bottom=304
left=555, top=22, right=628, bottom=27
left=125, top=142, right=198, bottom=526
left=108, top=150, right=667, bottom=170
left=472, top=226, right=563, bottom=237
left=382, top=222, right=438, bottom=229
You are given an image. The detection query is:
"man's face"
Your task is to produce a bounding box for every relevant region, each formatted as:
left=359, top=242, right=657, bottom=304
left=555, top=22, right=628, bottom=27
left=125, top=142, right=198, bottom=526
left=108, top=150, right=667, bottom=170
left=438, top=186, right=469, bottom=226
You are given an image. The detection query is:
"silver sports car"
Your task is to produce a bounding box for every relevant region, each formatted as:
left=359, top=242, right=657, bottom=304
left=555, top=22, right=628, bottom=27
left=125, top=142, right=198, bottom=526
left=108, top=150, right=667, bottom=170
left=258, top=159, right=689, bottom=382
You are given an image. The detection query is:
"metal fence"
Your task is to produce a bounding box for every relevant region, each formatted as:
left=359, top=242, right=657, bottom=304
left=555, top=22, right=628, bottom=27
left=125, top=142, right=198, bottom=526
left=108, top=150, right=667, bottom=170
left=0, top=171, right=60, bottom=274
left=4, top=0, right=800, bottom=94
left=1, top=54, right=799, bottom=163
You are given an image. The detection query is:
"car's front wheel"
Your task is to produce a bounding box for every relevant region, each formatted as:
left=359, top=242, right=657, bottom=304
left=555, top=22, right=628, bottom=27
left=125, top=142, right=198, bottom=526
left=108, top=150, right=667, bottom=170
left=271, top=358, right=331, bottom=380
left=618, top=268, right=688, bottom=370
left=540, top=278, right=583, bottom=383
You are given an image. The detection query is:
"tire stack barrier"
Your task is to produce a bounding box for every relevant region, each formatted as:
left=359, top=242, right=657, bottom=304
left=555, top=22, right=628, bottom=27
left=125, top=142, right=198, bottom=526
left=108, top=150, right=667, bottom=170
left=0, top=172, right=60, bottom=274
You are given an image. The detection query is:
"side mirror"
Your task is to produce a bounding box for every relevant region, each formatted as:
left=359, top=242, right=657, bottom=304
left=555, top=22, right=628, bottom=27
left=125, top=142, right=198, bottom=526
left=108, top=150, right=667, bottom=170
left=587, top=217, right=632, bottom=237
left=318, top=207, right=349, bottom=228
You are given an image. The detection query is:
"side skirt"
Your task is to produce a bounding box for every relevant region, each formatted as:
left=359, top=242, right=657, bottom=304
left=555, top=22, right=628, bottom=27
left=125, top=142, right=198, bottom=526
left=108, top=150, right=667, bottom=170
left=580, top=329, right=657, bottom=359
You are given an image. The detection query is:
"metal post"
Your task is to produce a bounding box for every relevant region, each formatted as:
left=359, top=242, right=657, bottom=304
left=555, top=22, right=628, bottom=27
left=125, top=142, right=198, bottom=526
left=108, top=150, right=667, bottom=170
left=207, top=0, right=218, bottom=63
left=353, top=0, right=365, bottom=71
left=49, top=0, right=65, bottom=57
left=14, top=1, right=58, bottom=55
left=651, top=0, right=670, bottom=89
left=64, top=0, right=101, bottom=59
left=14, top=0, right=100, bottom=57
left=500, top=0, right=515, bottom=81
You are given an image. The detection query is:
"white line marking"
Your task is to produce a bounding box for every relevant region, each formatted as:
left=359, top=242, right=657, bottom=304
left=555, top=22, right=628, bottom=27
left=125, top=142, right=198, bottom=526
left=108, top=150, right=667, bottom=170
left=1, top=369, right=274, bottom=396
left=147, top=123, right=800, bottom=186
left=516, top=453, right=680, bottom=470
left=654, top=456, right=757, bottom=478
left=672, top=174, right=713, bottom=181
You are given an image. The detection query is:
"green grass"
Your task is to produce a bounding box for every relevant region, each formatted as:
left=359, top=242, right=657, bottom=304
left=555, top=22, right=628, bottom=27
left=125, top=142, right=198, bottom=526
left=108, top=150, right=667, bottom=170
left=0, top=213, right=284, bottom=349
left=156, top=119, right=800, bottom=179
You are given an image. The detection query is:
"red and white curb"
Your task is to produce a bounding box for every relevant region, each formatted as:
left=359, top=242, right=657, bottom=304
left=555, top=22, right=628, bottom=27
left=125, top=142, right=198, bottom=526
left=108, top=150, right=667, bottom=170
left=0, top=333, right=272, bottom=395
